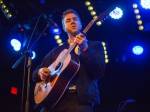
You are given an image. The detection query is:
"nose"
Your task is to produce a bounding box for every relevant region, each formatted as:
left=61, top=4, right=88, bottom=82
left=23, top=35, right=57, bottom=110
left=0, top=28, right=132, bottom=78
left=70, top=18, right=76, bottom=23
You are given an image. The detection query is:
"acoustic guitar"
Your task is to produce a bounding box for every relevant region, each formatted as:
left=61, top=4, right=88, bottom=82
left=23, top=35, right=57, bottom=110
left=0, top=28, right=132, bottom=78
left=34, top=7, right=115, bottom=109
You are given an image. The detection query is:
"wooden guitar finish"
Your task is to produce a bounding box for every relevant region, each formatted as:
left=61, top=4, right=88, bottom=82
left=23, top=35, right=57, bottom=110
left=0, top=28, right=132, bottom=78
left=34, top=49, right=80, bottom=109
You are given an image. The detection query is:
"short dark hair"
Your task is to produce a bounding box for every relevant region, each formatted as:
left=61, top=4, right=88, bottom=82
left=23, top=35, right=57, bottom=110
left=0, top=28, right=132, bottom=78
left=61, top=9, right=81, bottom=26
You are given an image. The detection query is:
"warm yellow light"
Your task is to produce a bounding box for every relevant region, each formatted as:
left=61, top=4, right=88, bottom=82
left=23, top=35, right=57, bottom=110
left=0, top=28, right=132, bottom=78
left=59, top=43, right=63, bottom=46
left=96, top=21, right=102, bottom=26
left=136, top=15, right=141, bottom=19
left=85, top=1, right=90, bottom=6
left=0, top=0, right=3, bottom=4
left=54, top=35, right=60, bottom=40
left=139, top=25, right=144, bottom=30
left=105, top=59, right=109, bottom=63
left=88, top=6, right=93, bottom=11
left=93, top=16, right=98, bottom=20
left=137, top=20, right=142, bottom=25
left=105, top=54, right=108, bottom=58
left=133, top=4, right=138, bottom=8
left=57, top=39, right=62, bottom=44
left=7, top=13, right=12, bottom=18
left=103, top=46, right=106, bottom=50
left=134, top=9, right=139, bottom=14
left=2, top=4, right=6, bottom=9
left=91, top=11, right=96, bottom=16
left=101, top=42, right=105, bottom=46
left=104, top=51, right=107, bottom=54
left=4, top=9, right=9, bottom=13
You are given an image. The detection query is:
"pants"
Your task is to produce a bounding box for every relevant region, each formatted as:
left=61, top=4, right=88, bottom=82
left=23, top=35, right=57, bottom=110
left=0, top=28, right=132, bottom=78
left=40, top=91, right=93, bottom=112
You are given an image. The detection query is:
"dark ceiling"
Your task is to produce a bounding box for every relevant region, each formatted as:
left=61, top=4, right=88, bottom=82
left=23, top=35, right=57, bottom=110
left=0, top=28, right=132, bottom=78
left=0, top=0, right=150, bottom=112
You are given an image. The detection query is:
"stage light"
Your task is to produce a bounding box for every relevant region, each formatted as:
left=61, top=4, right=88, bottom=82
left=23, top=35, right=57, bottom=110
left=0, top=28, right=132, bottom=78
left=102, top=41, right=109, bottom=63
left=137, top=20, right=142, bottom=25
left=10, top=39, right=21, bottom=51
left=132, top=3, right=144, bottom=31
left=0, top=0, right=3, bottom=4
left=105, top=54, right=108, bottom=58
left=139, top=25, right=144, bottom=30
left=96, top=21, right=102, bottom=26
left=102, top=42, right=105, bottom=46
left=50, top=27, right=61, bottom=35
left=136, top=15, right=141, bottom=19
left=4, top=8, right=9, bottom=13
left=54, top=35, right=63, bottom=46
left=91, top=11, right=96, bottom=16
left=7, top=13, right=12, bottom=18
left=105, top=59, right=109, bottom=63
left=2, top=4, right=6, bottom=8
left=93, top=15, right=97, bottom=19
left=59, top=43, right=63, bottom=46
left=0, top=1, right=18, bottom=20
left=56, top=39, right=62, bottom=44
left=40, top=0, right=45, bottom=4
left=121, top=55, right=126, bottom=62
left=133, top=3, right=138, bottom=8
left=132, top=46, right=143, bottom=55
left=141, top=0, right=150, bottom=9
left=109, top=7, right=123, bottom=19
left=134, top=9, right=139, bottom=14
left=103, top=46, right=106, bottom=50
left=88, top=6, right=93, bottom=11
left=85, top=1, right=90, bottom=6
left=31, top=51, right=36, bottom=60
left=54, top=35, right=60, bottom=40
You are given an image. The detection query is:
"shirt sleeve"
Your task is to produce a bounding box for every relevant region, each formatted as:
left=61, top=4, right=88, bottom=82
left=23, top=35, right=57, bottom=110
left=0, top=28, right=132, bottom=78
left=81, top=41, right=105, bottom=79
left=32, top=50, right=53, bottom=82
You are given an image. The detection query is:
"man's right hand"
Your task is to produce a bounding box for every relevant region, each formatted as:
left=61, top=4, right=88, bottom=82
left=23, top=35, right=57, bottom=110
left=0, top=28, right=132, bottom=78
left=38, top=67, right=51, bottom=81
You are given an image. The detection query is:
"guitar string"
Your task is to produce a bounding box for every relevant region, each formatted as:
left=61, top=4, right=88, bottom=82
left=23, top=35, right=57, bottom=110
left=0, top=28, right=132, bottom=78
left=59, top=19, right=96, bottom=64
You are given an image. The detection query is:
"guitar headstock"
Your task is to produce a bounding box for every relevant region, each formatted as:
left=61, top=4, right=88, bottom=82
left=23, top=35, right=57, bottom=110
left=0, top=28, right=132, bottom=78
left=93, top=6, right=116, bottom=22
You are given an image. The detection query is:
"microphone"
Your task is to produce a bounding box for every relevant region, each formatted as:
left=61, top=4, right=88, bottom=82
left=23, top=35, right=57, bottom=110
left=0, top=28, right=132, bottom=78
left=122, top=98, right=135, bottom=103
left=43, top=15, right=58, bottom=27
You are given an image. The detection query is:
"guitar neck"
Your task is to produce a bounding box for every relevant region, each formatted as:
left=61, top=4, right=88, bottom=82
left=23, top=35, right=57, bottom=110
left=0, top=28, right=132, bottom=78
left=60, top=42, right=77, bottom=63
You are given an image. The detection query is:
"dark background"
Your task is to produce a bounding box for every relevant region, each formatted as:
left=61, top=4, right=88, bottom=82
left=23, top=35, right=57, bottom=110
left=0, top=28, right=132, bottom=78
left=0, top=0, right=150, bottom=112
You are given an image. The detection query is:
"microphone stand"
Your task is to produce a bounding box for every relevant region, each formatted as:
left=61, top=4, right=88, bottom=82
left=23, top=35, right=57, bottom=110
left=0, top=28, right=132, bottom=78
left=12, top=22, right=51, bottom=112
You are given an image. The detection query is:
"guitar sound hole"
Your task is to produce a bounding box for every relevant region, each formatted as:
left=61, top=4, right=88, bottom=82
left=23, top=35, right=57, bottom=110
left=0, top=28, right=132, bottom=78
left=55, top=62, right=61, bottom=70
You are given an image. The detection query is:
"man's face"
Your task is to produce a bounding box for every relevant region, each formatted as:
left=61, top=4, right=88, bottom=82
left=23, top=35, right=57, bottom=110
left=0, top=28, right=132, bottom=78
left=63, top=13, right=82, bottom=36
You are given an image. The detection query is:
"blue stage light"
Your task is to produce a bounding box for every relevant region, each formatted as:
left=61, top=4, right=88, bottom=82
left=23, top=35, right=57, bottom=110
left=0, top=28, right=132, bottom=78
left=109, top=7, right=123, bottom=19
left=40, top=0, right=45, bottom=4
left=31, top=51, right=36, bottom=60
left=132, top=46, right=143, bottom=55
left=50, top=27, right=61, bottom=35
left=10, top=39, right=21, bottom=51
left=141, top=0, right=150, bottom=9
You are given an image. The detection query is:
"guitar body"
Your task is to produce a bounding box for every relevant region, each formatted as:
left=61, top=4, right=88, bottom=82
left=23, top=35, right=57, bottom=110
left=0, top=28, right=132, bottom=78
left=34, top=49, right=80, bottom=109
